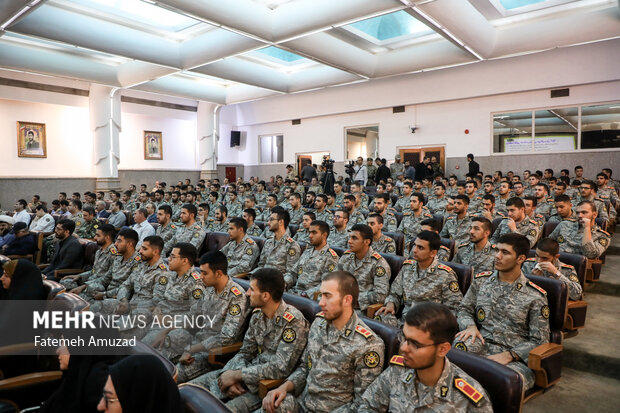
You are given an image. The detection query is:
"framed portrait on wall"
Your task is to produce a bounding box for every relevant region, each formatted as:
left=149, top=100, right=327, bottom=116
left=17, top=121, right=47, bottom=158
left=144, top=131, right=163, bottom=160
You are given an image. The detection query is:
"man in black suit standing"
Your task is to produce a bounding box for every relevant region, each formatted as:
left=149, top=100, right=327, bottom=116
left=467, top=153, right=480, bottom=176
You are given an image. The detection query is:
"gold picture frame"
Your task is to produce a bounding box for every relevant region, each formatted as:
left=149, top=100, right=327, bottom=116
left=144, top=131, right=163, bottom=160
left=17, top=121, right=47, bottom=158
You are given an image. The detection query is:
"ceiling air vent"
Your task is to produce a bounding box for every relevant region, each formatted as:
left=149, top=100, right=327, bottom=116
left=393, top=106, right=405, bottom=113
left=550, top=88, right=569, bottom=98
left=292, top=119, right=301, bottom=125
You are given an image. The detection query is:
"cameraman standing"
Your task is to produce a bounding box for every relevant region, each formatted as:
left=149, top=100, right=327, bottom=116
left=353, top=156, right=368, bottom=187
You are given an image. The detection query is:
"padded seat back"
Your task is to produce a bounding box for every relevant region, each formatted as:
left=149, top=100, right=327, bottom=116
left=255, top=221, right=266, bottom=231
left=559, top=252, right=587, bottom=287
left=330, top=246, right=346, bottom=257
left=282, top=292, right=321, bottom=324
left=207, top=232, right=230, bottom=253
left=378, top=253, right=405, bottom=284
left=394, top=212, right=404, bottom=227
left=390, top=195, right=399, bottom=209
left=49, top=292, right=90, bottom=312
left=83, top=242, right=98, bottom=267
left=524, top=274, right=568, bottom=344
left=448, top=349, right=523, bottom=413
left=543, top=221, right=559, bottom=238
left=179, top=383, right=232, bottom=413
left=132, top=341, right=177, bottom=381
left=288, top=224, right=298, bottom=237
left=595, top=217, right=607, bottom=231
left=361, top=316, right=400, bottom=368
left=439, top=237, right=456, bottom=261
left=382, top=231, right=405, bottom=256
left=432, top=214, right=445, bottom=232
left=439, top=261, right=473, bottom=295
left=42, top=280, right=65, bottom=300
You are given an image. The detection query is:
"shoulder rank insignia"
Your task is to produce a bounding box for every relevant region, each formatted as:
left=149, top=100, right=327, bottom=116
left=385, top=237, right=393, bottom=242
left=440, top=245, right=450, bottom=251
left=286, top=237, right=295, bottom=243
left=403, top=211, right=412, bottom=216
left=329, top=248, right=338, bottom=258
left=344, top=250, right=354, bottom=254
left=403, top=259, right=414, bottom=265
left=390, top=355, right=405, bottom=366
left=437, top=264, right=454, bottom=273
left=355, top=325, right=372, bottom=339
left=282, top=311, right=295, bottom=322
left=191, top=271, right=200, bottom=280
left=109, top=246, right=118, bottom=254
left=252, top=308, right=261, bottom=313
left=526, top=257, right=536, bottom=262
left=315, top=311, right=325, bottom=318
left=170, top=223, right=177, bottom=229
left=454, top=377, right=484, bottom=405
left=371, top=252, right=382, bottom=260
left=528, top=281, right=547, bottom=295
left=134, top=255, right=142, bottom=261
left=560, top=263, right=574, bottom=269
left=446, top=216, right=455, bottom=220
left=231, top=286, right=242, bottom=296
left=475, top=271, right=493, bottom=278
left=159, top=263, right=167, bottom=270
left=246, top=237, right=254, bottom=244
left=458, top=242, right=469, bottom=248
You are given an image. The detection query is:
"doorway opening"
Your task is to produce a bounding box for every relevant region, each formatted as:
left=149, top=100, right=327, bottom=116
left=398, top=146, right=445, bottom=173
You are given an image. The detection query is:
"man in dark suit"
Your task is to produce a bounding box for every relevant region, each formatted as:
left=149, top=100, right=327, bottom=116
left=375, top=158, right=391, bottom=185
left=467, top=153, right=480, bottom=176
left=42, top=219, right=83, bottom=281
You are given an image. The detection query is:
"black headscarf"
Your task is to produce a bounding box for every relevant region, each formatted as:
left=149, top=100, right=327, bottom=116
left=109, top=354, right=183, bottom=413
left=3, top=259, right=46, bottom=300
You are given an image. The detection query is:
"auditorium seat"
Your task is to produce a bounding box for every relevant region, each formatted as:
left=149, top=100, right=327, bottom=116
left=288, top=224, right=298, bottom=237
left=542, top=221, right=558, bottom=238
left=49, top=292, right=90, bottom=312
left=179, top=383, right=232, bottom=413
left=249, top=236, right=266, bottom=253
left=394, top=211, right=404, bottom=227
left=330, top=246, right=346, bottom=257
left=491, top=217, right=503, bottom=236
left=133, top=340, right=178, bottom=382
left=448, top=349, right=523, bottom=413
left=42, top=280, right=65, bottom=300
left=206, top=232, right=230, bottom=253
left=439, top=237, right=456, bottom=261
left=523, top=274, right=567, bottom=401
left=382, top=231, right=405, bottom=256
left=282, top=292, right=321, bottom=324
left=390, top=195, right=399, bottom=209
left=378, top=253, right=405, bottom=284
left=432, top=214, right=445, bottom=232
left=255, top=221, right=266, bottom=231
left=439, top=261, right=473, bottom=295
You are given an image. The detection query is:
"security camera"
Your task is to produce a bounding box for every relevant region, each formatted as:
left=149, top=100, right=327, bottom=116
left=410, top=126, right=417, bottom=134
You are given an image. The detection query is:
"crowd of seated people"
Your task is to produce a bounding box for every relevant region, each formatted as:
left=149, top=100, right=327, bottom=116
left=0, top=160, right=617, bottom=412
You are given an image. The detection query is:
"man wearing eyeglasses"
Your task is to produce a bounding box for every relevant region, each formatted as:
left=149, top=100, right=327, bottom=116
left=254, top=208, right=301, bottom=275
left=360, top=302, right=492, bottom=412
left=571, top=180, right=611, bottom=223
left=327, top=209, right=349, bottom=249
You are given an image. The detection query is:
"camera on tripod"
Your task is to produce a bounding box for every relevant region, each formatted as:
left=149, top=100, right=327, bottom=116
left=344, top=160, right=356, bottom=178
left=322, top=156, right=335, bottom=170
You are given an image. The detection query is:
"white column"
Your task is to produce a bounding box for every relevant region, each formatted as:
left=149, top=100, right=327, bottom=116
left=89, top=84, right=121, bottom=191
left=197, top=101, right=220, bottom=181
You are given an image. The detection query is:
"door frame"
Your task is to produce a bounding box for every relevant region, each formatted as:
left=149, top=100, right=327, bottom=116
left=398, top=145, right=446, bottom=172
left=296, top=151, right=331, bottom=179
left=344, top=123, right=379, bottom=161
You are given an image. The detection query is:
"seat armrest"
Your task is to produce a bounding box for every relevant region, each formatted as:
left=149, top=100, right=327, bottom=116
left=38, top=264, right=49, bottom=270
left=54, top=268, right=83, bottom=278
left=207, top=342, right=243, bottom=366
left=528, top=343, right=563, bottom=388
left=235, top=272, right=250, bottom=279
left=6, top=254, right=34, bottom=261
left=258, top=379, right=285, bottom=399
left=366, top=303, right=383, bottom=319
left=0, top=371, right=63, bottom=391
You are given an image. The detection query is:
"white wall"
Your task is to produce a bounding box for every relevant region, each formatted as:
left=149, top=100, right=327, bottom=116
left=0, top=97, right=93, bottom=177
left=119, top=102, right=198, bottom=170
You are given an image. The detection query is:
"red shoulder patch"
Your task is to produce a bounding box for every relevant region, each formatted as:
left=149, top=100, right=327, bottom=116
left=528, top=280, right=547, bottom=295
left=230, top=286, right=242, bottom=296
left=282, top=311, right=295, bottom=322
left=454, top=377, right=484, bottom=405
left=191, top=271, right=200, bottom=280
left=329, top=248, right=338, bottom=258
left=371, top=252, right=382, bottom=260
left=355, top=325, right=372, bottom=339
left=390, top=355, right=405, bottom=366
left=475, top=271, right=493, bottom=278
left=437, top=264, right=454, bottom=273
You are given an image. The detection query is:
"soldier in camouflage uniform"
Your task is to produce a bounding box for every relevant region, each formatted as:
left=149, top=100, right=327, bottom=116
left=375, top=232, right=462, bottom=328
left=476, top=194, right=507, bottom=222
left=427, top=183, right=450, bottom=214
left=548, top=195, right=577, bottom=223
left=105, top=236, right=168, bottom=331
left=455, top=233, right=550, bottom=390
left=521, top=239, right=582, bottom=301
left=169, top=251, right=249, bottom=382
left=398, top=192, right=434, bottom=248
left=243, top=208, right=263, bottom=237
left=360, top=302, right=492, bottom=413
left=162, top=204, right=206, bottom=257
left=254, top=182, right=269, bottom=208
left=338, top=224, right=390, bottom=312
left=453, top=217, right=498, bottom=275
left=491, top=197, right=540, bottom=248
left=74, top=207, right=100, bottom=240
left=62, top=224, right=118, bottom=291
left=534, top=184, right=556, bottom=219
left=287, top=193, right=305, bottom=225
left=390, top=155, right=405, bottom=180
left=327, top=210, right=349, bottom=249
left=371, top=193, right=398, bottom=232
left=220, top=217, right=260, bottom=276
left=192, top=268, right=309, bottom=413
left=367, top=213, right=397, bottom=254
left=308, top=177, right=323, bottom=195
left=257, top=194, right=278, bottom=222
left=495, top=182, right=513, bottom=215
left=226, top=191, right=243, bottom=218
left=333, top=182, right=346, bottom=207
left=286, top=220, right=339, bottom=298
left=88, top=228, right=141, bottom=312
left=292, top=211, right=314, bottom=244
left=343, top=195, right=366, bottom=229
left=206, top=205, right=229, bottom=233
left=394, top=182, right=413, bottom=212
left=548, top=201, right=610, bottom=259
left=155, top=205, right=178, bottom=246
left=263, top=272, right=384, bottom=413
left=314, top=195, right=334, bottom=228
left=572, top=181, right=611, bottom=222
left=142, top=243, right=206, bottom=348
left=254, top=208, right=301, bottom=275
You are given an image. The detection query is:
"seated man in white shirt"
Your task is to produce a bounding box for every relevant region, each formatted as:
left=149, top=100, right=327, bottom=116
left=13, top=199, right=31, bottom=226
left=30, top=205, right=56, bottom=233
left=132, top=208, right=155, bottom=247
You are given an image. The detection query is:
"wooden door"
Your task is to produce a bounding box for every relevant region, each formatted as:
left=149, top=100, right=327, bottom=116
left=225, top=167, right=236, bottom=182
left=298, top=155, right=312, bottom=178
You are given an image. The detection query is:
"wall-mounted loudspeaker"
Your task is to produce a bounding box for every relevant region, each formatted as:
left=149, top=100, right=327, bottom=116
left=230, top=131, right=241, bottom=147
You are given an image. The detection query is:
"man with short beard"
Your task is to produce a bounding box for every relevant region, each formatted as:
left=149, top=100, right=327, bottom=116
left=454, top=217, right=497, bottom=274
left=263, top=272, right=384, bottom=413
